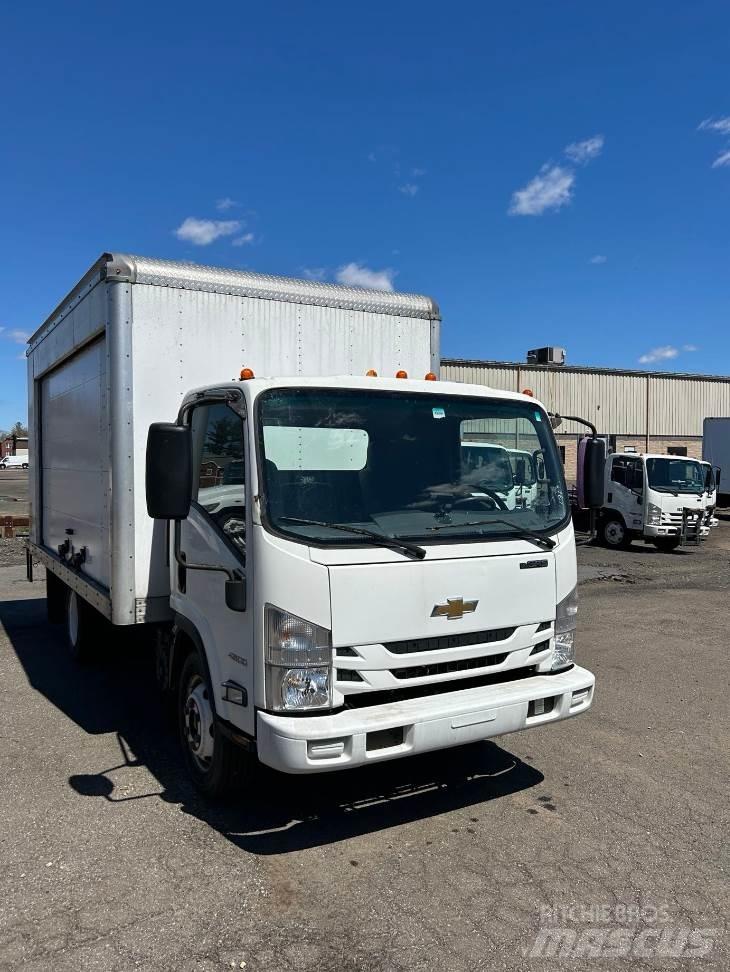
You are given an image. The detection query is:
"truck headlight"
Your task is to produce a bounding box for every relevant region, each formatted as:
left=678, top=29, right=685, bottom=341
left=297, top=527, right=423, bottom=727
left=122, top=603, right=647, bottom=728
left=264, top=605, right=332, bottom=711
left=647, top=502, right=661, bottom=526
left=552, top=586, right=577, bottom=672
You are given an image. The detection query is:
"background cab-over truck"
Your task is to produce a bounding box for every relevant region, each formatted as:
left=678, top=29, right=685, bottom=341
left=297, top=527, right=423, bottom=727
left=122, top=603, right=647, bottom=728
left=599, top=452, right=707, bottom=551
left=27, top=253, right=596, bottom=798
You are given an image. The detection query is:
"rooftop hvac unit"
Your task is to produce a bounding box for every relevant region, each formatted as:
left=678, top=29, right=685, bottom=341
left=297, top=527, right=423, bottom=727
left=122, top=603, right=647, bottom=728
left=527, top=346, right=566, bottom=365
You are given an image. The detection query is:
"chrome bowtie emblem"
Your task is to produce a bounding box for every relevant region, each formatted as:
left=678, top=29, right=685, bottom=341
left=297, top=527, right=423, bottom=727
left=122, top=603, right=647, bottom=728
left=431, top=597, right=478, bottom=620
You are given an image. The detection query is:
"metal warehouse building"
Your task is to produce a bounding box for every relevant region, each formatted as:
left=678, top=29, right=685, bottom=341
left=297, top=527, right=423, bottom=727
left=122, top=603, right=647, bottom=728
left=442, top=358, right=730, bottom=481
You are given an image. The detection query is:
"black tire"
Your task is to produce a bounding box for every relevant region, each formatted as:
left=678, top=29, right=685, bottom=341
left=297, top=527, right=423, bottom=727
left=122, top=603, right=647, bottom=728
left=22, top=463, right=28, bottom=470
left=600, top=515, right=631, bottom=549
left=65, top=588, right=104, bottom=663
left=653, top=537, right=681, bottom=553
left=177, top=649, right=248, bottom=799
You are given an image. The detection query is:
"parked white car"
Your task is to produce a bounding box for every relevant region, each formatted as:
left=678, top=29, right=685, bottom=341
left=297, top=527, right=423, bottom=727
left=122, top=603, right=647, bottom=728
left=0, top=455, right=29, bottom=469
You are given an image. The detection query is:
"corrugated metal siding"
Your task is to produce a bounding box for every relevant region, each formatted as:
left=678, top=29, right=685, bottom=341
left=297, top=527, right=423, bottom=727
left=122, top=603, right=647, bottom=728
left=649, top=376, right=730, bottom=436
left=442, top=361, right=730, bottom=436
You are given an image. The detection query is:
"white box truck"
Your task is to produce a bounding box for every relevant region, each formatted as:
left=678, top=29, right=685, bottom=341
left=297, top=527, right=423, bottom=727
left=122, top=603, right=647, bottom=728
left=26, top=253, right=596, bottom=798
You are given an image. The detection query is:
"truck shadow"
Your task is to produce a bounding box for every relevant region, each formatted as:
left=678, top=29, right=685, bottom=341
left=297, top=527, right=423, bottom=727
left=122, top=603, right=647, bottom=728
left=1, top=594, right=544, bottom=855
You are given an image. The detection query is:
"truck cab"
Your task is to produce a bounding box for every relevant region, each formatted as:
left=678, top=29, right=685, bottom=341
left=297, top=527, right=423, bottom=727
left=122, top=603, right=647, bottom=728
left=149, top=374, right=595, bottom=793
left=599, top=453, right=707, bottom=551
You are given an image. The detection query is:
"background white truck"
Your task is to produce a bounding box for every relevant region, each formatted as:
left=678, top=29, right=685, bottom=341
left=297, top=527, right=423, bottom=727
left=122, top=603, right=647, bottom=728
left=598, top=452, right=707, bottom=551
left=26, top=252, right=598, bottom=798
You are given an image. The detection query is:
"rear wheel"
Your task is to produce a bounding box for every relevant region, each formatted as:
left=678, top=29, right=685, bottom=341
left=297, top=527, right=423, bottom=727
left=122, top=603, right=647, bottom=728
left=177, top=650, right=248, bottom=799
left=601, top=515, right=630, bottom=549
left=65, top=588, right=104, bottom=663
left=653, top=537, right=681, bottom=553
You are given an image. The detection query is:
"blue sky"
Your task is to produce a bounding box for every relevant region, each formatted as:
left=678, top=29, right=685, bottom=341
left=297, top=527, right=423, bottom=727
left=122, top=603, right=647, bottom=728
left=1, top=0, right=729, bottom=427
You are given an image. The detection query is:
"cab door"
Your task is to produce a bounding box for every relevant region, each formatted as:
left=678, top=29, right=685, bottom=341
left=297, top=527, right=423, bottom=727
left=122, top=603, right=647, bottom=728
left=607, top=455, right=644, bottom=529
left=172, top=399, right=254, bottom=736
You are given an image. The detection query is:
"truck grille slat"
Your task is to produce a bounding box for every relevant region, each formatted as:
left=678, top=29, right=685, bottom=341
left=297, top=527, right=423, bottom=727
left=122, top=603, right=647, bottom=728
left=384, top=626, right=516, bottom=655
left=341, top=665, right=538, bottom=710
left=391, top=652, right=508, bottom=679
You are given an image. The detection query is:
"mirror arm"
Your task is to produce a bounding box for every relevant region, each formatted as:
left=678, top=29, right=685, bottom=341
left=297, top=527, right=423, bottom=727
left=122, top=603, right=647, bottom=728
left=173, top=520, right=242, bottom=583
left=554, top=414, right=598, bottom=438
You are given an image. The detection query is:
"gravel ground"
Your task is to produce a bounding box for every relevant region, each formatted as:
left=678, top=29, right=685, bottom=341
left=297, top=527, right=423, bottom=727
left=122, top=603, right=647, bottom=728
left=0, top=524, right=728, bottom=970
left=0, top=536, right=30, bottom=569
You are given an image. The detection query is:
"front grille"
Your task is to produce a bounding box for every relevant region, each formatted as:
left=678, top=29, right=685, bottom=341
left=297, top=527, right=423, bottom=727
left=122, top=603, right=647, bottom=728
left=384, top=626, right=516, bottom=655
left=341, top=665, right=537, bottom=710
left=391, top=652, right=508, bottom=680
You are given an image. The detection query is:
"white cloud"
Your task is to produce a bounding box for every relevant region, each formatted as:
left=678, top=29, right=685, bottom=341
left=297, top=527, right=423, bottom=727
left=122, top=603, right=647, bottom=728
left=711, top=149, right=730, bottom=169
left=564, top=135, right=604, bottom=164
left=336, top=262, right=396, bottom=291
left=300, top=267, right=326, bottom=281
left=698, top=116, right=730, bottom=135
left=4, top=329, right=30, bottom=344
left=509, top=165, right=575, bottom=216
left=682, top=344, right=699, bottom=352
left=174, top=217, right=242, bottom=245
left=638, top=345, right=680, bottom=364
left=411, top=167, right=427, bottom=177
left=398, top=183, right=419, bottom=197
left=216, top=197, right=238, bottom=211
left=231, top=232, right=255, bottom=246
left=589, top=254, right=607, bottom=264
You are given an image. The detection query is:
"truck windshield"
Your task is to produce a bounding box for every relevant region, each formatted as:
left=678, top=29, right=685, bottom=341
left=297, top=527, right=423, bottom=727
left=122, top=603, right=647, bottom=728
left=258, top=388, right=569, bottom=546
left=646, top=457, right=704, bottom=495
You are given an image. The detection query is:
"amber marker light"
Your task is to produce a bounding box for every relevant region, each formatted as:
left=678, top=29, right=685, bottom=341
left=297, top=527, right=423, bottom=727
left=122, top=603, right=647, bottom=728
left=424, top=372, right=437, bottom=381
left=240, top=367, right=255, bottom=380
left=395, top=370, right=408, bottom=379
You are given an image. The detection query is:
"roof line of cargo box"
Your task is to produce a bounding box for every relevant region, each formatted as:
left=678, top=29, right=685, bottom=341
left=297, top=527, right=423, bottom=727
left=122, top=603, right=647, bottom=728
left=28, top=252, right=440, bottom=346
left=442, top=357, right=730, bottom=384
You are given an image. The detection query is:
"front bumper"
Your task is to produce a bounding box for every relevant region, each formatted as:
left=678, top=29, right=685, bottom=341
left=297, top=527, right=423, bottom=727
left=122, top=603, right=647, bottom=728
left=256, top=664, right=595, bottom=774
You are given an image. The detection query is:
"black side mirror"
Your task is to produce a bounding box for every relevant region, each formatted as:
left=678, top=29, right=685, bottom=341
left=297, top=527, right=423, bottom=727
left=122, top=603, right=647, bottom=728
left=225, top=577, right=247, bottom=612
left=716, top=467, right=722, bottom=490
left=582, top=437, right=606, bottom=509
left=146, top=423, right=193, bottom=520
left=514, top=458, right=526, bottom=486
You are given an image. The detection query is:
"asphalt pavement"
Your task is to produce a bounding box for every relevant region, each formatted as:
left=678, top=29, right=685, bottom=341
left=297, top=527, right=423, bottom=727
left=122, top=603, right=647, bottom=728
left=0, top=521, right=728, bottom=970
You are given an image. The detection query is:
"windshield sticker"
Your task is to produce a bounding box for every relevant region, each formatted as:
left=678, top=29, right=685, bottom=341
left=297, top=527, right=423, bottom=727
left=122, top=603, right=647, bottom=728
left=432, top=407, right=446, bottom=419
left=534, top=411, right=542, bottom=422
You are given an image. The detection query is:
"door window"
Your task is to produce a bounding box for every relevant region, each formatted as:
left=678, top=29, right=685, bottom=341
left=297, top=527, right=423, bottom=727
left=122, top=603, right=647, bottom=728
left=190, top=402, right=246, bottom=557
left=611, top=456, right=642, bottom=490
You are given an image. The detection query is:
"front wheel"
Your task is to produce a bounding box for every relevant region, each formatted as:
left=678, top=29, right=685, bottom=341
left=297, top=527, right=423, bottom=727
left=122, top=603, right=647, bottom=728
left=601, top=516, right=630, bottom=549
left=653, top=537, right=681, bottom=553
left=178, top=650, right=249, bottom=800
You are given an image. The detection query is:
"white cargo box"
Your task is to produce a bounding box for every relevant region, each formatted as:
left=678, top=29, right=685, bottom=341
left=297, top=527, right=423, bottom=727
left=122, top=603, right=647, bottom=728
left=27, top=253, right=440, bottom=625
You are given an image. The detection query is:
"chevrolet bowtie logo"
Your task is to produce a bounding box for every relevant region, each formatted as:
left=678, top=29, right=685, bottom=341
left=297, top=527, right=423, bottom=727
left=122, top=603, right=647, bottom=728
left=431, top=597, right=478, bottom=620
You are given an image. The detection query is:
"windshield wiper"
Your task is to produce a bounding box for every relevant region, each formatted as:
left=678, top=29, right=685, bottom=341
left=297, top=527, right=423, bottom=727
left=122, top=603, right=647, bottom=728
left=423, top=518, right=556, bottom=550
left=278, top=516, right=426, bottom=560
left=650, top=486, right=679, bottom=496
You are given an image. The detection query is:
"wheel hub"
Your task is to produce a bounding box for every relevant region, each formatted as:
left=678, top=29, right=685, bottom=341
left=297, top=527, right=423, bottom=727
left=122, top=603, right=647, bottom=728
left=184, top=681, right=214, bottom=764
left=606, top=522, right=624, bottom=544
